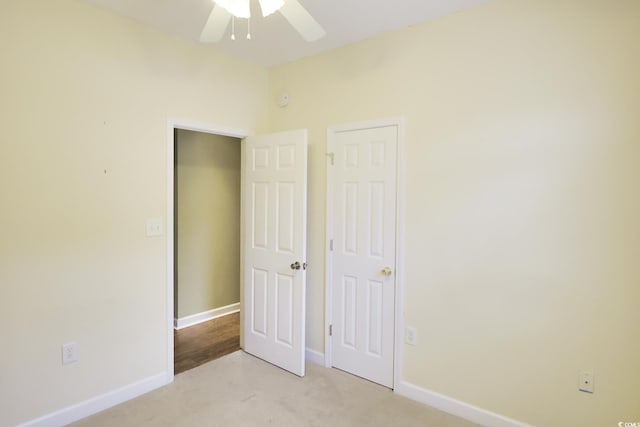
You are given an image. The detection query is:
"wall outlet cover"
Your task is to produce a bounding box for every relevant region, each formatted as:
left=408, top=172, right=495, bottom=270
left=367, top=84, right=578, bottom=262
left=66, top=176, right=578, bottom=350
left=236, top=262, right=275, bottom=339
left=146, top=218, right=163, bottom=237
left=62, top=342, right=78, bottom=365
left=579, top=370, right=594, bottom=393
left=405, top=326, right=417, bottom=346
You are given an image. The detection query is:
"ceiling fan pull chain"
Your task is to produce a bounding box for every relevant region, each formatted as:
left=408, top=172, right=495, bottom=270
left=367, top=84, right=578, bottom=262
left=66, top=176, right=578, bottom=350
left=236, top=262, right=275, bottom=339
left=231, top=16, right=236, bottom=41
left=247, top=17, right=251, bottom=40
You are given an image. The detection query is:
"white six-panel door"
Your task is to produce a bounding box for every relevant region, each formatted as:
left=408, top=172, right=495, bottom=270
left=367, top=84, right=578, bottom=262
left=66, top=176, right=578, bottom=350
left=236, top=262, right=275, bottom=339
left=329, top=125, right=398, bottom=388
left=243, top=129, right=308, bottom=377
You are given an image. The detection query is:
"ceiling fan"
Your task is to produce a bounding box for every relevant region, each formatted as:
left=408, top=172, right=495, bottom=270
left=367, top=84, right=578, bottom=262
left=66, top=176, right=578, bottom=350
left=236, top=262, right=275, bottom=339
left=200, top=0, right=326, bottom=43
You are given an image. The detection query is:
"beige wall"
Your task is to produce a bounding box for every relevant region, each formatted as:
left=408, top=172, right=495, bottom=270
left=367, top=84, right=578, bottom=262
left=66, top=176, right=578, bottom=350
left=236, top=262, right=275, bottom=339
left=268, top=0, right=640, bottom=426
left=2, top=0, right=639, bottom=426
left=0, top=1, right=266, bottom=425
left=175, top=130, right=240, bottom=319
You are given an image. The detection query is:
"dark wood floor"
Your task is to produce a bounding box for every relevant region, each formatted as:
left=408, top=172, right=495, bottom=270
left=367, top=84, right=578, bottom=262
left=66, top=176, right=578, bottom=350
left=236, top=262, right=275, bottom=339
left=174, top=312, right=240, bottom=375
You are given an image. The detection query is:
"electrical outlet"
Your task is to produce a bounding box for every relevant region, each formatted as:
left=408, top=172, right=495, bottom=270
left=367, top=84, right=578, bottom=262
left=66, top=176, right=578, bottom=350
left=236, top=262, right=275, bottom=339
left=62, top=342, right=78, bottom=365
left=405, top=326, right=417, bottom=346
left=146, top=218, right=163, bottom=237
left=579, top=371, right=594, bottom=393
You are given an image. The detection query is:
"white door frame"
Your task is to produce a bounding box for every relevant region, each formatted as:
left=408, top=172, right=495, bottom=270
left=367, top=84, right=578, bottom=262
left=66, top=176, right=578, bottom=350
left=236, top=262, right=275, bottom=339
left=166, top=118, right=253, bottom=384
left=324, top=117, right=406, bottom=389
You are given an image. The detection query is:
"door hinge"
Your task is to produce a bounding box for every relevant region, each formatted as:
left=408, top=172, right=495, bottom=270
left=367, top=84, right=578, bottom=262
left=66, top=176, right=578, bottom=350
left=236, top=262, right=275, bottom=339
left=326, top=152, right=335, bottom=166
left=329, top=239, right=333, bottom=251
left=329, top=324, right=333, bottom=336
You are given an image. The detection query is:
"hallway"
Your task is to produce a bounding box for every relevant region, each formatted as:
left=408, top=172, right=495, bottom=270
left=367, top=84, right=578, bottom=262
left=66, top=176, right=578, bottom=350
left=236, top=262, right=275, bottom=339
left=174, top=312, right=240, bottom=374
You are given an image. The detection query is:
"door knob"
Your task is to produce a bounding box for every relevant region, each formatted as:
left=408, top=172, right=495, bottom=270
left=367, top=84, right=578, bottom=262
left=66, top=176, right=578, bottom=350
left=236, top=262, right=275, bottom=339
left=381, top=266, right=393, bottom=276
left=290, top=261, right=301, bottom=270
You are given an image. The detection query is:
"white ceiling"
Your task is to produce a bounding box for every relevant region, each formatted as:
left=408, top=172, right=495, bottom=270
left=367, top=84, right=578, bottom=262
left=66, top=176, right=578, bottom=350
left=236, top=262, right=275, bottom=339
left=84, top=0, right=492, bottom=67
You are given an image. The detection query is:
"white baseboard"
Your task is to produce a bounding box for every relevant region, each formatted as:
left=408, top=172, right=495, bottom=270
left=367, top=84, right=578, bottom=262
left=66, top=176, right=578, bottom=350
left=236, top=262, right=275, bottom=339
left=174, top=302, right=240, bottom=330
left=305, top=348, right=324, bottom=365
left=18, top=372, right=169, bottom=427
left=394, top=381, right=532, bottom=427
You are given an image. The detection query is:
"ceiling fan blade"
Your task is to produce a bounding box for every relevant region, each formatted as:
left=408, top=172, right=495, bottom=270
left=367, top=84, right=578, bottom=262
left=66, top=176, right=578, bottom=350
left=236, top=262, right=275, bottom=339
left=199, top=4, right=232, bottom=43
left=279, top=0, right=326, bottom=42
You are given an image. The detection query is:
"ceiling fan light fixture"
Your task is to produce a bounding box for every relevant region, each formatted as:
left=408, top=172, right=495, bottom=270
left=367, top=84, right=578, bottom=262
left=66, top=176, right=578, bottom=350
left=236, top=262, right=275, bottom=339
left=215, top=0, right=250, bottom=19
left=258, top=0, right=284, bottom=17
left=201, top=0, right=325, bottom=44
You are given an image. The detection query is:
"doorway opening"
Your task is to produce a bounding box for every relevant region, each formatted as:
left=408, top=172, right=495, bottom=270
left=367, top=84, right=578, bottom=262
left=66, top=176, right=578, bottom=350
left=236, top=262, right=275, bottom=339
left=173, top=129, right=242, bottom=374
left=173, top=312, right=240, bottom=374
left=167, top=119, right=252, bottom=380
left=167, top=120, right=309, bottom=380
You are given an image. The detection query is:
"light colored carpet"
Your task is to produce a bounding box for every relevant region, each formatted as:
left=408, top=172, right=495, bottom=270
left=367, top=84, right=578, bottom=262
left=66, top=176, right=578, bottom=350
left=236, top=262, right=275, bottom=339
left=71, top=351, right=479, bottom=427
